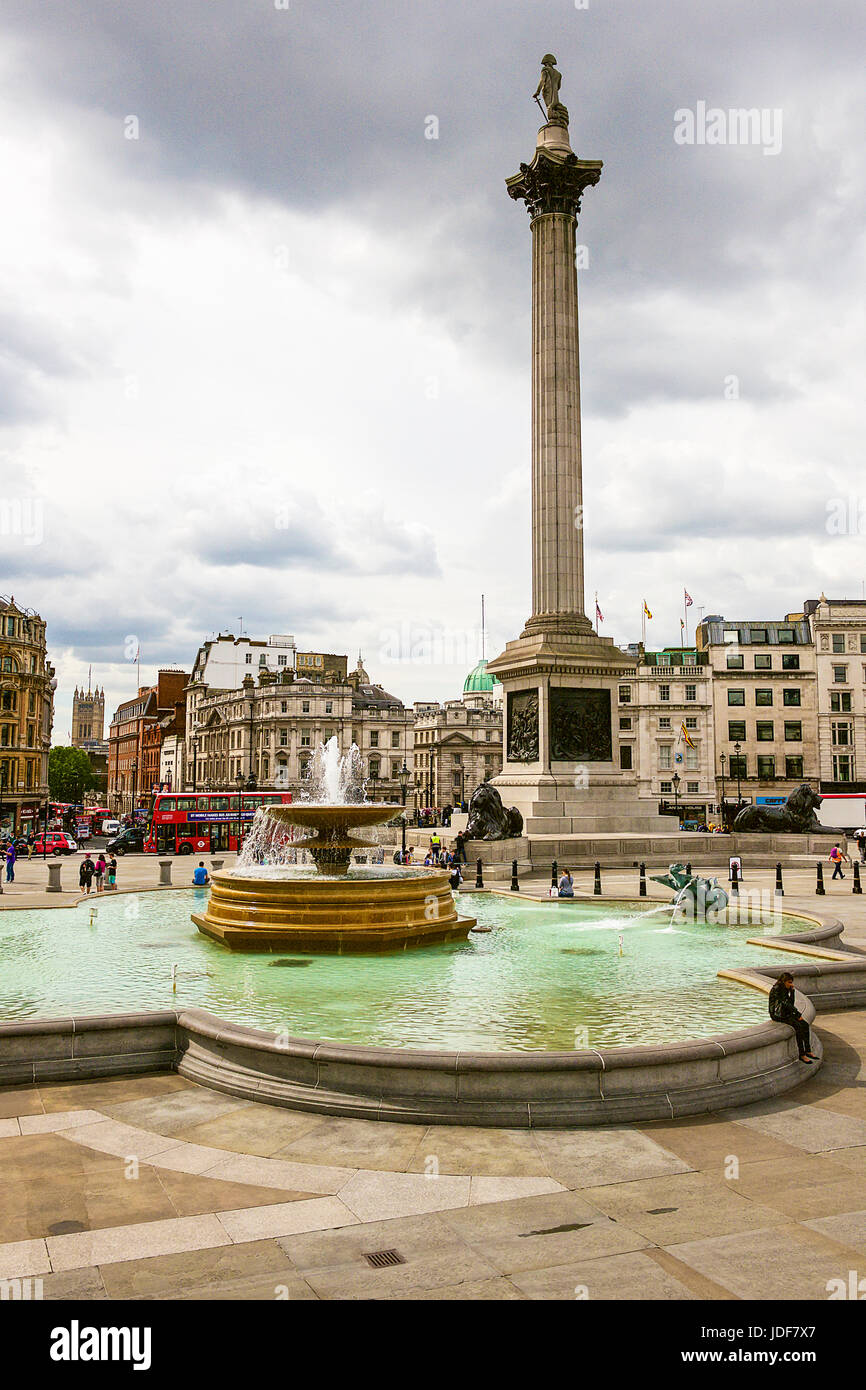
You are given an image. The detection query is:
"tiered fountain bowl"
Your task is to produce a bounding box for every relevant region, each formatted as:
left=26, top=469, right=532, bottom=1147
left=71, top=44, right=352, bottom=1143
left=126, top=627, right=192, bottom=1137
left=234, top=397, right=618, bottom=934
left=191, top=803, right=476, bottom=954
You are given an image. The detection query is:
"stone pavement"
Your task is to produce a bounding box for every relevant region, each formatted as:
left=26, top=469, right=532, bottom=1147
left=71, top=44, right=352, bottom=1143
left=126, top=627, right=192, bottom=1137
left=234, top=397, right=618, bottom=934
left=2, top=854, right=866, bottom=1298
left=1, top=1006, right=865, bottom=1300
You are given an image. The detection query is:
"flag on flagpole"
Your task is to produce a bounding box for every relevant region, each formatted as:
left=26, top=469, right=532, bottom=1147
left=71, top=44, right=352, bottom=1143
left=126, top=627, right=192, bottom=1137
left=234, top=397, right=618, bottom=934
left=595, top=597, right=604, bottom=625
left=680, top=618, right=685, bottom=630
left=684, top=590, right=693, bottom=608
left=680, top=722, right=695, bottom=749
left=643, top=601, right=652, bottom=620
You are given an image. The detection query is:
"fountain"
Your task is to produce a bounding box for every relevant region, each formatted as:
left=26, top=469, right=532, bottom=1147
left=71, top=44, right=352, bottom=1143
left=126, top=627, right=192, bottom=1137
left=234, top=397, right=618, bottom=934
left=191, top=739, right=476, bottom=952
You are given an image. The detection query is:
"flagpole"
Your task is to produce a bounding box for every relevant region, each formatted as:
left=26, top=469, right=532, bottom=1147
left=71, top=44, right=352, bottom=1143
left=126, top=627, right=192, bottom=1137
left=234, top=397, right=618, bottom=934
left=683, top=592, right=687, bottom=649
left=594, top=591, right=599, bottom=636
left=641, top=603, right=646, bottom=648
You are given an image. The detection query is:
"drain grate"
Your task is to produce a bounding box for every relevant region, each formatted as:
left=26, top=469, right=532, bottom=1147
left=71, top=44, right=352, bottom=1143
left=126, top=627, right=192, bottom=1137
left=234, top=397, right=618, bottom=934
left=363, top=1249, right=406, bottom=1269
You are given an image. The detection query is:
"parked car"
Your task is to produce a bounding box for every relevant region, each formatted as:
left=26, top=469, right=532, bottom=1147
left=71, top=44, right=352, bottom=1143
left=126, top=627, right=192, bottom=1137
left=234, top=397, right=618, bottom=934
left=32, top=832, right=78, bottom=856
left=106, top=827, right=145, bottom=856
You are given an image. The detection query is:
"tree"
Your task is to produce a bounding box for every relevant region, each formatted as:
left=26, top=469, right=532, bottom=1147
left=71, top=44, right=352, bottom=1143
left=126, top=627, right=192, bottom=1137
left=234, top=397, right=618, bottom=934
left=49, top=746, right=98, bottom=804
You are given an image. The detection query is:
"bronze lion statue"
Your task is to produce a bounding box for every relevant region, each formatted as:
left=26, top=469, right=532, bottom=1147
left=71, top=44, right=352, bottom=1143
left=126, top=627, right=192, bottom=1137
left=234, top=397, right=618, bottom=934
left=465, top=782, right=524, bottom=840
left=732, top=783, right=824, bottom=833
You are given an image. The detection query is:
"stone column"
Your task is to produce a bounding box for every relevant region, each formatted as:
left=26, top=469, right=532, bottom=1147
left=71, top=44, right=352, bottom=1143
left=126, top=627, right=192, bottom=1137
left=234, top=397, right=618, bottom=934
left=506, top=128, right=602, bottom=641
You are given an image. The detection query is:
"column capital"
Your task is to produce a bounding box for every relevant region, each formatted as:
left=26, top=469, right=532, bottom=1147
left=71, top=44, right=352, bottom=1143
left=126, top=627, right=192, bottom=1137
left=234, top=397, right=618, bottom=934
left=506, top=150, right=603, bottom=221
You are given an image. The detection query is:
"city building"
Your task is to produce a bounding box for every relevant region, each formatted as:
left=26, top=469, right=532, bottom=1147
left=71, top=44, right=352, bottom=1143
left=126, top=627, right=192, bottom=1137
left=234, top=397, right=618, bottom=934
left=0, top=595, right=56, bottom=834
left=107, top=670, right=190, bottom=813
left=71, top=676, right=106, bottom=753
left=413, top=670, right=503, bottom=812
left=696, top=615, right=819, bottom=815
left=186, top=656, right=413, bottom=802
left=189, top=633, right=297, bottom=689
left=805, top=595, right=866, bottom=795
left=625, top=647, right=715, bottom=823
left=296, top=651, right=348, bottom=684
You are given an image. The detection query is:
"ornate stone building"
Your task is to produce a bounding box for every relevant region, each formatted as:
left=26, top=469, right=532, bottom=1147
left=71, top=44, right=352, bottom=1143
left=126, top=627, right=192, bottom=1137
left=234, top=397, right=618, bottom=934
left=804, top=595, right=866, bottom=796
left=186, top=656, right=413, bottom=802
left=413, top=666, right=503, bottom=812
left=0, top=596, right=55, bottom=834
left=624, top=647, right=715, bottom=823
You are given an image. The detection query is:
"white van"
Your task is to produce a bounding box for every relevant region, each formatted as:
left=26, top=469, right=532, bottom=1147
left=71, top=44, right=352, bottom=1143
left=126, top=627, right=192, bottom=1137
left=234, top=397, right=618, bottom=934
left=100, top=819, right=121, bottom=837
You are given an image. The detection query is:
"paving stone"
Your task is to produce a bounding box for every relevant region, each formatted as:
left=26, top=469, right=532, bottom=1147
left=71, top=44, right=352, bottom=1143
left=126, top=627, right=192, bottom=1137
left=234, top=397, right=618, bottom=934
left=0, top=1238, right=51, bottom=1280
left=337, top=1170, right=472, bottom=1222
left=0, top=1088, right=44, bottom=1120
left=530, top=1127, right=692, bottom=1189
left=511, top=1250, right=699, bottom=1300
left=47, top=1213, right=231, bottom=1272
left=99, top=1236, right=302, bottom=1299
left=666, top=1225, right=863, bottom=1300
left=579, top=1170, right=787, bottom=1245
left=215, top=1196, right=358, bottom=1243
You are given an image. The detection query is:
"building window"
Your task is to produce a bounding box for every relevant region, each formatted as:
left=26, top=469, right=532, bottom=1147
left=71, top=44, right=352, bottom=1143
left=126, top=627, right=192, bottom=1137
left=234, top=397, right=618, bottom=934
left=369, top=759, right=380, bottom=779
left=325, top=701, right=333, bottom=714
left=685, top=717, right=698, bottom=729
left=281, top=701, right=288, bottom=713
left=370, top=731, right=379, bottom=748
left=832, top=634, right=846, bottom=653
left=729, top=754, right=747, bottom=778
left=685, top=684, right=696, bottom=702
left=785, top=756, right=804, bottom=779
left=830, top=692, right=852, bottom=713
left=279, top=729, right=288, bottom=746
left=755, top=689, right=773, bottom=706
left=391, top=732, right=400, bottom=748
left=619, top=717, right=632, bottom=730
left=782, top=653, right=800, bottom=670
left=618, top=685, right=632, bottom=704
left=302, top=700, right=310, bottom=713
left=659, top=717, right=671, bottom=730
left=750, top=628, right=768, bottom=644
left=833, top=665, right=848, bottom=683
left=781, top=688, right=801, bottom=707
left=658, top=745, right=672, bottom=770
left=757, top=755, right=776, bottom=779
left=728, top=690, right=745, bottom=706
left=723, top=628, right=740, bottom=646
left=687, top=781, right=699, bottom=794
left=300, top=733, right=311, bottom=747
left=658, top=684, right=670, bottom=702
left=620, top=745, right=633, bottom=770
left=860, top=634, right=866, bottom=653
left=726, top=654, right=744, bottom=669
left=660, top=780, right=672, bottom=793
left=656, top=653, right=671, bottom=666
left=754, top=654, right=772, bottom=670
left=784, top=722, right=802, bottom=741
left=728, top=721, right=746, bottom=741
left=833, top=754, right=854, bottom=781
left=831, top=722, right=853, bottom=746
left=777, top=628, right=794, bottom=644
left=685, top=746, right=698, bottom=770
left=245, top=653, right=252, bottom=664
left=277, top=655, right=287, bottom=666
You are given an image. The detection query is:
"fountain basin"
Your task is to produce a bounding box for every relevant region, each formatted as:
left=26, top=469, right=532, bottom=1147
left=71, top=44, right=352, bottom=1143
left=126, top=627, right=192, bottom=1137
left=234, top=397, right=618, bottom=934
left=192, top=867, right=475, bottom=953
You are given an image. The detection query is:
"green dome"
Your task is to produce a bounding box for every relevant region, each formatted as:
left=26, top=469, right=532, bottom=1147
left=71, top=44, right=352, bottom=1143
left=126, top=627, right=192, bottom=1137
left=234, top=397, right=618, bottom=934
left=463, top=660, right=500, bottom=693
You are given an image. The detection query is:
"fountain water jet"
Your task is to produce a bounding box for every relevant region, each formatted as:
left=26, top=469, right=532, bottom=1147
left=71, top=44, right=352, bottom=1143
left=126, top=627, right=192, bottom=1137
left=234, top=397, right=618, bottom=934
left=192, top=738, right=476, bottom=952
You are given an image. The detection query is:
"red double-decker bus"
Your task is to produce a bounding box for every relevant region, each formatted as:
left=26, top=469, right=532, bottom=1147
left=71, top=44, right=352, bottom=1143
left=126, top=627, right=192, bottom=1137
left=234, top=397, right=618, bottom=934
left=143, top=789, right=292, bottom=855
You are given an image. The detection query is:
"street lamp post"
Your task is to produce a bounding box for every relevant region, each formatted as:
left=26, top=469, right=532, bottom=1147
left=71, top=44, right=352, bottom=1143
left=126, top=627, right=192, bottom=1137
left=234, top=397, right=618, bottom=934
left=672, top=771, right=681, bottom=824
left=733, top=740, right=743, bottom=813
left=130, top=758, right=138, bottom=826
left=235, top=771, right=244, bottom=852
left=399, top=761, right=409, bottom=859
left=719, top=752, right=727, bottom=829
left=190, top=733, right=199, bottom=793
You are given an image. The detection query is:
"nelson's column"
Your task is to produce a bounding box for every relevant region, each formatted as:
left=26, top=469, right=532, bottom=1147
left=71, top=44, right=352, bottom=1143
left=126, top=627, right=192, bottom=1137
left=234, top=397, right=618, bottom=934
left=487, top=56, right=666, bottom=835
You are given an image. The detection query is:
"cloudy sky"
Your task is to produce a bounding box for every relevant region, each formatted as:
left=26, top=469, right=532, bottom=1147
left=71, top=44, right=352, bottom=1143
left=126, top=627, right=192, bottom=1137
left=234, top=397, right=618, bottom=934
left=1, top=0, right=864, bottom=739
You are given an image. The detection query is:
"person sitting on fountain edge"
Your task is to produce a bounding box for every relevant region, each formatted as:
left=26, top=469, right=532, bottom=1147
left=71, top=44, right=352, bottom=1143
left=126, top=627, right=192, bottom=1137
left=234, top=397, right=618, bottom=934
left=192, top=862, right=209, bottom=886
left=558, top=868, right=574, bottom=898
left=768, top=972, right=817, bottom=1062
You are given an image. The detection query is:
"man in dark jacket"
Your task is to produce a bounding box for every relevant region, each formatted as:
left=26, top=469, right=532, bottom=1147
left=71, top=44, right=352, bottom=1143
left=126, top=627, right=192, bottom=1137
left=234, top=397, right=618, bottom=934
left=768, top=973, right=817, bottom=1062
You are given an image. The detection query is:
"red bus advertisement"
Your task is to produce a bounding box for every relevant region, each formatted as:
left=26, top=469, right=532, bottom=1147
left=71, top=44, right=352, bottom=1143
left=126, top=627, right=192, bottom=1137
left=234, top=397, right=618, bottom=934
left=143, top=790, right=293, bottom=855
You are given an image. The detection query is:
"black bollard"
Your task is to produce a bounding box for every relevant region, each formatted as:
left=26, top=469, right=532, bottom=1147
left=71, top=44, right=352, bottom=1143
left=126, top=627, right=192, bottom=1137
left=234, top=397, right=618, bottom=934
left=639, top=862, right=647, bottom=897
left=854, top=862, right=863, bottom=896
left=593, top=861, right=602, bottom=896
left=816, top=862, right=825, bottom=896
left=730, top=861, right=739, bottom=896
left=510, top=859, right=519, bottom=892
left=775, top=862, right=784, bottom=897
left=551, top=859, right=558, bottom=890
left=475, top=858, right=484, bottom=889
left=685, top=862, right=692, bottom=878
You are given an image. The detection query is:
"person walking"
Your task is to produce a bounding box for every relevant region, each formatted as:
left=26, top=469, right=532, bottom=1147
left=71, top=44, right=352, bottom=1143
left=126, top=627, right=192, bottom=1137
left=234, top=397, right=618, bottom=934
left=79, top=854, right=95, bottom=895
left=5, top=841, right=16, bottom=883
left=94, top=853, right=106, bottom=892
left=455, top=832, right=467, bottom=865
left=27, top=832, right=35, bottom=860
left=768, top=972, right=817, bottom=1062
left=856, top=831, right=866, bottom=865
left=430, top=832, right=441, bottom=864
left=106, top=856, right=117, bottom=891
left=829, top=843, right=849, bottom=880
